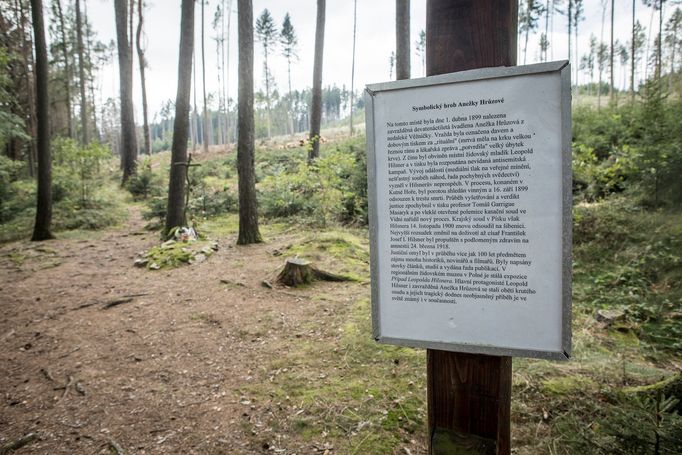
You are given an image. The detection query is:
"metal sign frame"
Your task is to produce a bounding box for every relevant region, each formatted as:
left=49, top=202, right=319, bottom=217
left=364, top=61, right=572, bottom=360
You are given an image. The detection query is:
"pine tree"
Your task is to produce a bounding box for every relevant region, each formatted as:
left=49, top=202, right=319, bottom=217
left=280, top=13, right=297, bottom=135
left=165, top=0, right=195, bottom=234
left=395, top=0, right=410, bottom=80
left=350, top=0, right=357, bottom=135
left=30, top=0, right=54, bottom=241
left=237, top=0, right=262, bottom=244
left=520, top=0, right=545, bottom=64
left=389, top=51, right=395, bottom=79
left=664, top=8, right=682, bottom=91
left=308, top=0, right=325, bottom=162
left=75, top=0, right=88, bottom=144
left=201, top=0, right=209, bottom=153
left=136, top=0, right=151, bottom=155
left=114, top=0, right=138, bottom=182
left=255, top=8, right=278, bottom=139
left=415, top=29, right=426, bottom=75
left=51, top=0, right=72, bottom=138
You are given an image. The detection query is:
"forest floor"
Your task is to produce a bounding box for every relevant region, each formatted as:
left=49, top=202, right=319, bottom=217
left=0, top=205, right=412, bottom=455
left=1, top=153, right=681, bottom=454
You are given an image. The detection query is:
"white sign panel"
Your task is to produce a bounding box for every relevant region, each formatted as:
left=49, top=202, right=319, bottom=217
left=365, top=62, right=572, bottom=360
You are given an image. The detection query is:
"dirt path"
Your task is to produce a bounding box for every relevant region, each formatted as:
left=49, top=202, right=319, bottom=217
left=0, top=207, right=367, bottom=454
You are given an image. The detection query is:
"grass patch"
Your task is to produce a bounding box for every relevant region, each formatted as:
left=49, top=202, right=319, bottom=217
left=242, top=298, right=426, bottom=454
left=283, top=229, right=370, bottom=280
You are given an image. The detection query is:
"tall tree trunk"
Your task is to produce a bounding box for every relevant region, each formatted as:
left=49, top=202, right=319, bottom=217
left=18, top=0, right=37, bottom=177
left=225, top=0, right=232, bottom=143
left=236, top=0, right=262, bottom=245
left=644, top=3, right=655, bottom=82
left=115, top=0, right=138, bottom=182
left=136, top=0, right=151, bottom=155
left=215, top=33, right=224, bottom=145
left=610, top=0, right=615, bottom=103
left=670, top=15, right=678, bottom=92
left=75, top=0, right=89, bottom=144
left=543, top=0, right=550, bottom=61
left=308, top=0, right=325, bottom=162
left=396, top=0, right=410, bottom=80
left=201, top=0, right=209, bottom=153
left=657, top=0, right=663, bottom=83
left=54, top=0, right=72, bottom=139
left=574, top=7, right=579, bottom=88
left=567, top=0, right=572, bottom=69
left=524, top=2, right=530, bottom=64
left=30, top=0, right=54, bottom=240
left=165, top=0, right=194, bottom=233
left=83, top=0, right=99, bottom=140
left=631, top=0, right=636, bottom=101
left=192, top=50, right=198, bottom=150
left=350, top=0, right=357, bottom=135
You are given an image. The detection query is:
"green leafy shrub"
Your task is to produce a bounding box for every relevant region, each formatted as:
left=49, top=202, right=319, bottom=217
left=555, top=391, right=682, bottom=454
left=0, top=156, right=29, bottom=223
left=259, top=148, right=355, bottom=226
left=188, top=185, right=237, bottom=219
left=125, top=158, right=165, bottom=200
left=52, top=138, right=111, bottom=207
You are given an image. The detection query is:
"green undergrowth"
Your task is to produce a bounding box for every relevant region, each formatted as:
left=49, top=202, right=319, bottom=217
left=233, top=194, right=682, bottom=454
left=282, top=229, right=370, bottom=281
left=243, top=298, right=427, bottom=454
left=0, top=175, right=128, bottom=243
left=196, top=213, right=293, bottom=239
left=506, top=197, right=682, bottom=454
left=573, top=198, right=682, bottom=355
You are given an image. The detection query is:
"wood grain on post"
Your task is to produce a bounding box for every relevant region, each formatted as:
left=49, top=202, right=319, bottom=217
left=425, top=1, right=517, bottom=454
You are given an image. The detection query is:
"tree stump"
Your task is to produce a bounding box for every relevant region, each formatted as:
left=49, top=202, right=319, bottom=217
left=276, top=257, right=351, bottom=287
left=277, top=258, right=315, bottom=286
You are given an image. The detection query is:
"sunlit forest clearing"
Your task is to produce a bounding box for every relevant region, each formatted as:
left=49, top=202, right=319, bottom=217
left=2, top=0, right=682, bottom=454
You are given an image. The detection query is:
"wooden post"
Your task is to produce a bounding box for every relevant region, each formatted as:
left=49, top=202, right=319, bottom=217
left=425, top=1, right=517, bottom=454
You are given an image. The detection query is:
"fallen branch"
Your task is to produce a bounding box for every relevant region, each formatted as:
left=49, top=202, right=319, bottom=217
left=0, top=433, right=38, bottom=455
left=101, top=297, right=134, bottom=310
left=58, top=346, right=80, bottom=359
left=57, top=376, right=74, bottom=400
left=72, top=293, right=149, bottom=311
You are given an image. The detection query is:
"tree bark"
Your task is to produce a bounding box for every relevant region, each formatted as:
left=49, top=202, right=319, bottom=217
left=631, top=0, right=636, bottom=101
left=75, top=0, right=89, bottom=144
left=396, top=0, right=410, bottom=80
left=609, top=0, right=615, bottom=103
left=350, top=0, right=357, bottom=135
left=308, top=0, right=325, bottom=162
left=201, top=0, right=209, bottom=153
left=568, top=0, right=578, bottom=75
left=54, top=0, right=73, bottom=139
left=237, top=0, right=262, bottom=245
left=30, top=0, right=54, bottom=241
left=657, top=0, right=663, bottom=83
left=224, top=0, right=232, bottom=143
left=115, top=0, right=138, bottom=182
left=83, top=0, right=100, bottom=141
left=18, top=0, right=37, bottom=177
left=164, top=0, right=195, bottom=233
left=136, top=0, right=151, bottom=155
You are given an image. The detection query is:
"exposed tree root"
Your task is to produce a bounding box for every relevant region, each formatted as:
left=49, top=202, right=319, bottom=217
left=0, top=433, right=38, bottom=455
